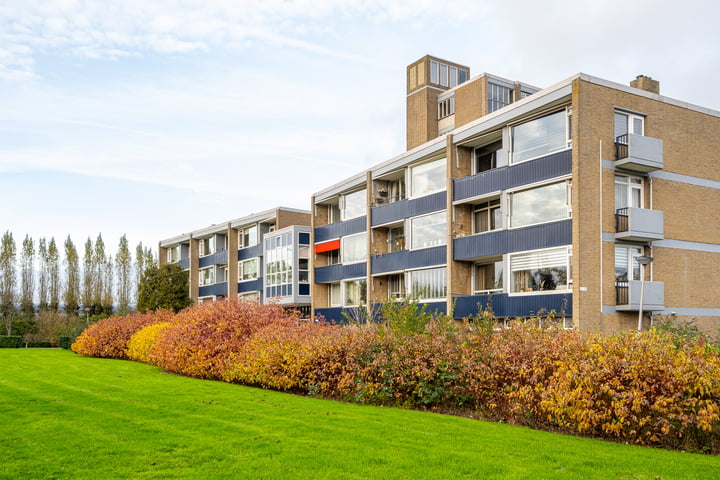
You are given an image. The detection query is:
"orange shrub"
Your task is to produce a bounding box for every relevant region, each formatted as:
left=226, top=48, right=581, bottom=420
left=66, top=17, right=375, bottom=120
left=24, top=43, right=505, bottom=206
left=71, top=310, right=175, bottom=359
left=149, top=299, right=298, bottom=379
left=126, top=322, right=172, bottom=364
left=540, top=330, right=720, bottom=447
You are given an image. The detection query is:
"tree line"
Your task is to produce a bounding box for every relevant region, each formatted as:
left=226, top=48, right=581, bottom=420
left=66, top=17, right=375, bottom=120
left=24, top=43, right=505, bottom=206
left=0, top=230, right=155, bottom=336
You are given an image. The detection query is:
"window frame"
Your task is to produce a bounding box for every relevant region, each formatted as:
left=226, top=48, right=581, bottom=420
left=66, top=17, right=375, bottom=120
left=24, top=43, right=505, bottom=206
left=409, top=158, right=446, bottom=199
left=473, top=198, right=502, bottom=234
left=238, top=257, right=259, bottom=282
left=508, top=246, right=572, bottom=295
left=341, top=232, right=367, bottom=265
left=238, top=225, right=258, bottom=249
left=340, top=189, right=367, bottom=221
left=509, top=179, right=572, bottom=229
left=407, top=267, right=447, bottom=302
left=473, top=259, right=504, bottom=295
left=614, top=174, right=644, bottom=210
left=409, top=211, right=447, bottom=250
left=510, top=108, right=571, bottom=165
left=199, top=266, right=216, bottom=287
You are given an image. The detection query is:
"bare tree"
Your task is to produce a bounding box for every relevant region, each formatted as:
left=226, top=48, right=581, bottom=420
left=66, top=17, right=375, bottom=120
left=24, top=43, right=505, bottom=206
left=63, top=236, right=80, bottom=316
left=0, top=231, right=17, bottom=335
left=37, top=238, right=49, bottom=311
left=47, top=238, right=60, bottom=312
left=20, top=235, right=35, bottom=315
left=115, top=235, right=132, bottom=315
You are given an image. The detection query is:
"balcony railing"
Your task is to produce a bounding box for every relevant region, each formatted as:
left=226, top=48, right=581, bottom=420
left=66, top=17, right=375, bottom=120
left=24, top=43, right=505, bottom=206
left=614, top=134, right=663, bottom=172
left=614, top=207, right=664, bottom=242
left=615, top=280, right=664, bottom=311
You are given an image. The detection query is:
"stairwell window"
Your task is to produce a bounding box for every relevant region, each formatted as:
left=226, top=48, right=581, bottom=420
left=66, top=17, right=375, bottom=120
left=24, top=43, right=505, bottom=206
left=511, top=109, right=571, bottom=164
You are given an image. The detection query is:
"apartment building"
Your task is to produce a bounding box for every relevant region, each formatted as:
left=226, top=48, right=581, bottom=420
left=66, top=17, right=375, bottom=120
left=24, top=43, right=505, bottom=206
left=311, top=55, right=720, bottom=334
left=159, top=207, right=312, bottom=315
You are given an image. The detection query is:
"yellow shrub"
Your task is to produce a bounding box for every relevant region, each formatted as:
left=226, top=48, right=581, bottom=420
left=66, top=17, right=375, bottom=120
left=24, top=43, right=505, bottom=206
left=126, top=322, right=171, bottom=364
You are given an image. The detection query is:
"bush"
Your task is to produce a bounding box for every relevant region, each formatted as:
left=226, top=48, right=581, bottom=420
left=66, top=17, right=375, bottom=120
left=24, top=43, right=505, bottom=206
left=71, top=310, right=175, bottom=359
left=58, top=336, right=73, bottom=349
left=126, top=322, right=171, bottom=364
left=150, top=300, right=298, bottom=379
left=24, top=341, right=53, bottom=348
left=0, top=336, right=22, bottom=348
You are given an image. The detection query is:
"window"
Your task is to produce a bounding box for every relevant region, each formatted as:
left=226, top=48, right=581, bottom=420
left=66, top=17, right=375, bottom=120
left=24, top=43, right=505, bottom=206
left=614, top=111, right=644, bottom=140
left=458, top=69, right=467, bottom=84
left=615, top=175, right=643, bottom=210
left=388, top=274, right=405, bottom=300
left=474, top=260, right=503, bottom=294
left=239, top=225, right=258, bottom=248
left=388, top=225, right=405, bottom=252
left=449, top=67, right=457, bottom=87
left=511, top=109, right=571, bottom=164
left=387, top=178, right=404, bottom=203
left=488, top=82, right=513, bottom=113
left=438, top=96, right=455, bottom=119
left=510, top=247, right=572, bottom=293
left=344, top=279, right=367, bottom=307
left=615, top=245, right=642, bottom=283
left=410, top=158, right=446, bottom=197
left=473, top=199, right=502, bottom=233
left=265, top=233, right=293, bottom=298
left=409, top=267, right=446, bottom=300
left=238, top=258, right=258, bottom=281
left=238, top=291, right=260, bottom=303
left=474, top=140, right=501, bottom=173
left=167, top=245, right=180, bottom=263
left=328, top=203, right=341, bottom=224
left=329, top=283, right=341, bottom=307
left=410, top=212, right=446, bottom=249
left=199, top=267, right=215, bottom=287
left=430, top=60, right=438, bottom=84
left=341, top=189, right=366, bottom=221
left=440, top=63, right=448, bottom=87
left=341, top=232, right=366, bottom=264
left=510, top=181, right=571, bottom=228
left=199, top=237, right=214, bottom=257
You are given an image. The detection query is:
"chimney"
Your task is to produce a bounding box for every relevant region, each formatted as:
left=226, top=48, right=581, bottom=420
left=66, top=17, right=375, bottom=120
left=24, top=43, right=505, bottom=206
left=630, top=75, right=660, bottom=95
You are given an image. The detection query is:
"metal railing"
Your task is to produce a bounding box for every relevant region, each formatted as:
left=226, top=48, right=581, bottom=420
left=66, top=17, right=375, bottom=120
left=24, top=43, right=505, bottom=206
left=615, top=134, right=629, bottom=160
left=615, top=207, right=629, bottom=232
left=615, top=281, right=629, bottom=305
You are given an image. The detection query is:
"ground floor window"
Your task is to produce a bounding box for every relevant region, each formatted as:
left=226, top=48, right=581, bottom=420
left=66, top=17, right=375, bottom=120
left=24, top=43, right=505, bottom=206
left=474, top=260, right=503, bottom=294
left=509, top=247, right=571, bottom=293
left=408, top=267, right=446, bottom=300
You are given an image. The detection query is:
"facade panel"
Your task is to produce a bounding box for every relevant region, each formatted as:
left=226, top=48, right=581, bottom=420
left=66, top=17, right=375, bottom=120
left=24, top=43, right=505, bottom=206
left=314, top=216, right=367, bottom=242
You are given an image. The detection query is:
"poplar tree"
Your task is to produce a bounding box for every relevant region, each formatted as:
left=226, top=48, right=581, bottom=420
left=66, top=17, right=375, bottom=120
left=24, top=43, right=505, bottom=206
left=82, top=237, right=95, bottom=315
left=94, top=234, right=109, bottom=314
left=20, top=235, right=35, bottom=314
left=64, top=236, right=80, bottom=316
left=47, top=238, right=60, bottom=312
left=37, top=238, right=49, bottom=311
left=115, top=235, right=132, bottom=316
left=102, top=254, right=113, bottom=315
left=0, top=231, right=17, bottom=335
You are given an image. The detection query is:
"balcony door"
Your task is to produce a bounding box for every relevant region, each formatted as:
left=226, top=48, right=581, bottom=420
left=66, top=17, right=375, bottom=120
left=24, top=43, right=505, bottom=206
left=615, top=175, right=643, bottom=210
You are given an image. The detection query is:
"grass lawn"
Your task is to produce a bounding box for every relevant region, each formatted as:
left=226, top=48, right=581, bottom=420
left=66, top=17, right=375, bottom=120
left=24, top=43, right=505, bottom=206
left=1, top=350, right=718, bottom=479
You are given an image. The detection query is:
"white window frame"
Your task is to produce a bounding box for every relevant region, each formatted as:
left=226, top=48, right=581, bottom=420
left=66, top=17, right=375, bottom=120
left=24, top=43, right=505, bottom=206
left=409, top=211, right=446, bottom=250
left=198, top=237, right=214, bottom=257
left=614, top=175, right=644, bottom=210
left=341, top=232, right=367, bottom=264
left=473, top=259, right=504, bottom=295
left=167, top=245, right=181, bottom=263
left=508, top=179, right=572, bottom=229
left=615, top=110, right=645, bottom=138
left=329, top=283, right=341, bottom=307
left=238, top=257, right=259, bottom=282
left=407, top=267, right=447, bottom=302
left=615, top=245, right=643, bottom=283
left=199, top=266, right=215, bottom=287
left=238, top=291, right=260, bottom=303
left=508, top=246, right=572, bottom=295
left=510, top=108, right=572, bottom=165
left=340, top=189, right=367, bottom=221
left=409, top=158, right=446, bottom=199
left=342, top=278, right=367, bottom=307
left=472, top=198, right=502, bottom=234
left=238, top=225, right=258, bottom=249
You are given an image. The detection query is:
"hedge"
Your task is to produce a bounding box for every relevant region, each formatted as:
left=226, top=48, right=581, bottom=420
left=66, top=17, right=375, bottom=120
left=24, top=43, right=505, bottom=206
left=0, top=336, right=23, bottom=348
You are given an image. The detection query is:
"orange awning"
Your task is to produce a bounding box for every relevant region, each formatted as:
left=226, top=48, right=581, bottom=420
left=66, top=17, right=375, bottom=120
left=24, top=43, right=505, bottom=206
left=315, top=239, right=340, bottom=253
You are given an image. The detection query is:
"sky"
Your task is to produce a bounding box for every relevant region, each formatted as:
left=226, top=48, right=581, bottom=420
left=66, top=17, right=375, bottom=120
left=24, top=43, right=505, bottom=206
left=2, top=0, right=719, bottom=259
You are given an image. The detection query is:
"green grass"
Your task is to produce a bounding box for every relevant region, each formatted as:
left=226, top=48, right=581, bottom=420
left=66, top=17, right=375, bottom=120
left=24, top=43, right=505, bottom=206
left=1, top=350, right=718, bottom=480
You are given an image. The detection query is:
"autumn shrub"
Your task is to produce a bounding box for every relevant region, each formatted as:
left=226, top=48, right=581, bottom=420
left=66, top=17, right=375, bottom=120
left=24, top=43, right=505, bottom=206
left=150, top=299, right=298, bottom=379
left=126, top=322, right=172, bottom=364
left=71, top=310, right=175, bottom=359
left=540, top=330, right=720, bottom=450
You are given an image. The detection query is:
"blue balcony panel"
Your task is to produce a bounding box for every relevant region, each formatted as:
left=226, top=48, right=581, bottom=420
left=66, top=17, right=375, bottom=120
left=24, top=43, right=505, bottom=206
left=454, top=220, right=572, bottom=261
left=199, top=282, right=228, bottom=298
left=453, top=293, right=572, bottom=319
left=454, top=149, right=571, bottom=202
left=237, top=278, right=263, bottom=293
left=198, top=249, right=228, bottom=268
left=371, top=246, right=446, bottom=275
left=314, top=262, right=367, bottom=283
left=314, top=216, right=367, bottom=243
left=371, top=191, right=446, bottom=227
left=178, top=258, right=190, bottom=270
left=238, top=244, right=263, bottom=261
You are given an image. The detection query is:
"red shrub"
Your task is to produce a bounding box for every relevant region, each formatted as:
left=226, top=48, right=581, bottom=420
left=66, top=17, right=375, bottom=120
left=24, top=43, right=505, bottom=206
left=71, top=309, right=175, bottom=359
left=149, top=299, right=297, bottom=379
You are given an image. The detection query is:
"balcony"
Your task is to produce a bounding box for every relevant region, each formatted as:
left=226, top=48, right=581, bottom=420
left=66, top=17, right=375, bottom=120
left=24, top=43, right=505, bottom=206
left=615, top=207, right=664, bottom=242
left=615, top=134, right=663, bottom=172
left=615, top=280, right=664, bottom=311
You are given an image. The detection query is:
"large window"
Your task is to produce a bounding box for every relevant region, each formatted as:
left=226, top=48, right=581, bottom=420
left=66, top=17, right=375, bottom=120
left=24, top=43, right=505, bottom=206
left=238, top=291, right=260, bottom=303
left=510, top=181, right=570, bottom=228
left=615, top=245, right=642, bottom=282
left=510, top=247, right=571, bottom=293
left=329, top=283, right=341, bottom=307
left=341, top=189, right=366, bottom=221
left=410, top=212, right=446, bottom=249
left=511, top=109, right=570, bottom=164
left=474, top=140, right=501, bottom=173
left=167, top=245, right=181, bottom=263
left=265, top=232, right=293, bottom=298
left=474, top=260, right=503, bottom=294
left=199, top=237, right=214, bottom=257
left=239, top=225, right=258, bottom=248
left=614, top=111, right=644, bottom=140
left=615, top=175, right=643, bottom=210
left=341, top=232, right=367, bottom=264
left=344, top=279, right=367, bottom=307
left=409, top=267, right=447, bottom=300
left=410, top=158, right=446, bottom=198
left=488, top=82, right=513, bottom=113
left=473, top=199, right=502, bottom=233
left=199, top=267, right=215, bottom=287
left=238, top=258, right=258, bottom=281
